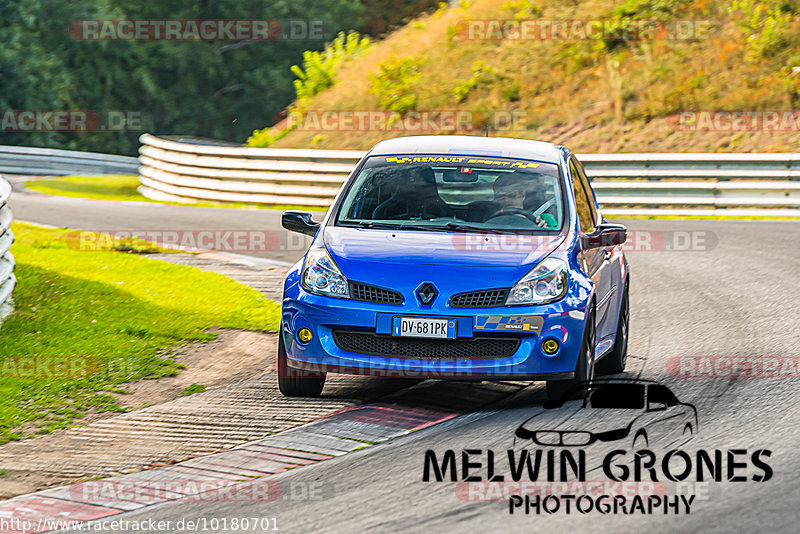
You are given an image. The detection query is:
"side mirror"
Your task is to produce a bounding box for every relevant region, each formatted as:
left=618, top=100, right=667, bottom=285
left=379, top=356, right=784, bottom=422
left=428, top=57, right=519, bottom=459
left=647, top=401, right=667, bottom=412
left=582, top=223, right=627, bottom=250
left=282, top=211, right=320, bottom=237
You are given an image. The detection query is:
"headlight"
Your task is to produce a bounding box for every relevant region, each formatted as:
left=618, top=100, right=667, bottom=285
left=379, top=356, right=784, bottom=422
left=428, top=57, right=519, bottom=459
left=301, top=248, right=349, bottom=298
left=506, top=257, right=568, bottom=305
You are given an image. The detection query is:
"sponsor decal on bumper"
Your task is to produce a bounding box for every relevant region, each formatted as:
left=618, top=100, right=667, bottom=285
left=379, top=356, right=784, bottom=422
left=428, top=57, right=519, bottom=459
left=474, top=315, right=544, bottom=333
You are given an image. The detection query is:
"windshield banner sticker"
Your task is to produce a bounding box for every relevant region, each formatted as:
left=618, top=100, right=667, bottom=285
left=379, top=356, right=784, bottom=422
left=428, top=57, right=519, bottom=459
left=384, top=156, right=540, bottom=169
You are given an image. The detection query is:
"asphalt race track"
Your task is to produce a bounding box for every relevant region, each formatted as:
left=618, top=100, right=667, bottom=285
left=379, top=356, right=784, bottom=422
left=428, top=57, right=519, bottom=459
left=11, top=190, right=800, bottom=532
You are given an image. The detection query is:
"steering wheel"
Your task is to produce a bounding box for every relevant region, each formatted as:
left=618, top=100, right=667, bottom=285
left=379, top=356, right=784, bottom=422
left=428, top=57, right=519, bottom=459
left=486, top=208, right=539, bottom=222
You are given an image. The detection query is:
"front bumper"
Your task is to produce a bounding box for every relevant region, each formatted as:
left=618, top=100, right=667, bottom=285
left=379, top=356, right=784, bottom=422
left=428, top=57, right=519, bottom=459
left=282, top=274, right=590, bottom=380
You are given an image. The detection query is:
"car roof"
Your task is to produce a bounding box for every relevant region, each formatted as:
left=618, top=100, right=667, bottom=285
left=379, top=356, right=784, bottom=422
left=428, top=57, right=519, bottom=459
left=367, top=135, right=565, bottom=164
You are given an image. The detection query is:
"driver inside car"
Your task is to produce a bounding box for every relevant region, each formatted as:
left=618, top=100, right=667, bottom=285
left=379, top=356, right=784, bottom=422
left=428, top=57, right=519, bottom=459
left=492, top=174, right=558, bottom=229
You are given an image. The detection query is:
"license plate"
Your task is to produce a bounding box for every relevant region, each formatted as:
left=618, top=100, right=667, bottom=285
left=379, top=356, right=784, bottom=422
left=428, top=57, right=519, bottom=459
left=392, top=317, right=457, bottom=339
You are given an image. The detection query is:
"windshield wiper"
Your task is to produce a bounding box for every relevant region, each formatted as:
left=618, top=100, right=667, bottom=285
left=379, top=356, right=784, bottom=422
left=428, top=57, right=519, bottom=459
left=350, top=221, right=403, bottom=229
left=441, top=222, right=524, bottom=234
left=344, top=221, right=440, bottom=231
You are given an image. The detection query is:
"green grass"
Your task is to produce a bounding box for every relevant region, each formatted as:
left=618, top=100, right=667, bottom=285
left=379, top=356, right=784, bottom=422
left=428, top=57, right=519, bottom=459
left=180, top=383, right=207, bottom=396
left=26, top=175, right=147, bottom=203
left=25, top=175, right=320, bottom=211
left=0, top=222, right=280, bottom=444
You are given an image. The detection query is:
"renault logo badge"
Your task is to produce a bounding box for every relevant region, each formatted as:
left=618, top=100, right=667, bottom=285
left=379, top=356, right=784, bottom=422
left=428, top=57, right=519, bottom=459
left=416, top=282, right=438, bottom=305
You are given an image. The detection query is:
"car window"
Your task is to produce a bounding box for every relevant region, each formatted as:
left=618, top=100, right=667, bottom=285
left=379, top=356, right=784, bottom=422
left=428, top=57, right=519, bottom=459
left=648, top=385, right=679, bottom=406
left=588, top=384, right=645, bottom=409
left=573, top=157, right=600, bottom=223
left=569, top=159, right=596, bottom=233
left=336, top=155, right=565, bottom=232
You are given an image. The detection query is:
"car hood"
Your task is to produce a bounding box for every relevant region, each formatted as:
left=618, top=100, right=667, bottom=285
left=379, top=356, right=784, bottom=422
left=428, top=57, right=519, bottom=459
left=324, top=227, right=564, bottom=268
left=323, top=227, right=565, bottom=291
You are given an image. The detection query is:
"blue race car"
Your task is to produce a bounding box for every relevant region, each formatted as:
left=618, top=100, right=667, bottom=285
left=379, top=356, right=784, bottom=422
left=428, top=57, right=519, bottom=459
left=279, top=136, right=629, bottom=399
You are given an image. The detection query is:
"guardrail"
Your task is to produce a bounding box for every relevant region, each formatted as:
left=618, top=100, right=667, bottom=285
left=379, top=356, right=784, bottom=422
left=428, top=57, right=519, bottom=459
left=0, top=176, right=15, bottom=323
left=138, top=134, right=800, bottom=216
left=138, top=134, right=361, bottom=207
left=0, top=145, right=139, bottom=176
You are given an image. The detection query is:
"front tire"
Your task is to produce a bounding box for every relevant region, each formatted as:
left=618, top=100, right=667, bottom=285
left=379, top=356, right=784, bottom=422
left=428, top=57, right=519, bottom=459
left=546, top=305, right=595, bottom=400
left=277, top=333, right=326, bottom=397
left=595, top=280, right=629, bottom=376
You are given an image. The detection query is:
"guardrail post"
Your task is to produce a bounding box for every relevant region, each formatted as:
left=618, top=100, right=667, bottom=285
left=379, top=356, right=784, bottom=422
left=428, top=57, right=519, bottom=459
left=0, top=176, right=16, bottom=325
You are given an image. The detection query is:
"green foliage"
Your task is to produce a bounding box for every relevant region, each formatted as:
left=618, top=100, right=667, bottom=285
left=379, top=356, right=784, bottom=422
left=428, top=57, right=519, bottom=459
left=291, top=31, right=371, bottom=105
left=501, top=83, right=521, bottom=102
left=610, top=0, right=693, bottom=19
left=248, top=30, right=370, bottom=147
left=452, top=60, right=495, bottom=103
left=500, top=0, right=543, bottom=19
left=729, top=0, right=793, bottom=61
left=246, top=124, right=294, bottom=148
left=369, top=56, right=426, bottom=112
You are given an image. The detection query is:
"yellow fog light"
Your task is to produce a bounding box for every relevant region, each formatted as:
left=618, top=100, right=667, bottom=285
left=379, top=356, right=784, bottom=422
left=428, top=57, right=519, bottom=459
left=297, top=328, right=313, bottom=344
left=542, top=338, right=560, bottom=355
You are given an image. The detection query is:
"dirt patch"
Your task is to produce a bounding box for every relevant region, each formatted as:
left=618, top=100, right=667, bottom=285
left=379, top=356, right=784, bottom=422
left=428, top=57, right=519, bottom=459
left=116, top=328, right=277, bottom=410
left=0, top=329, right=277, bottom=500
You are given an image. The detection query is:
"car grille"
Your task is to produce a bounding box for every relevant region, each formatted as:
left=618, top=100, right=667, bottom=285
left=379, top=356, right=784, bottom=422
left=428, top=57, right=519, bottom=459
left=332, top=330, right=520, bottom=360
left=450, top=288, right=509, bottom=308
left=349, top=281, right=403, bottom=305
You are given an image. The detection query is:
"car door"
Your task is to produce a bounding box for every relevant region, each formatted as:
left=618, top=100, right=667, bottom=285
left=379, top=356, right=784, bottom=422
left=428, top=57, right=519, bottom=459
left=568, top=157, right=612, bottom=352
left=572, top=157, right=621, bottom=344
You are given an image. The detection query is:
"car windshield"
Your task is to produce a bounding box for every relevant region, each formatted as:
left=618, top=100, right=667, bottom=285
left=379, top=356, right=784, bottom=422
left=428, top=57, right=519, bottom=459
left=336, top=155, right=564, bottom=232
left=588, top=384, right=645, bottom=409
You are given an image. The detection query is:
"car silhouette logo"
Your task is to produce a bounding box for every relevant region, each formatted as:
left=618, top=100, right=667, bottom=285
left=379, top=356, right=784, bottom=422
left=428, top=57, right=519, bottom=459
left=514, top=379, right=698, bottom=450
left=416, top=282, right=438, bottom=305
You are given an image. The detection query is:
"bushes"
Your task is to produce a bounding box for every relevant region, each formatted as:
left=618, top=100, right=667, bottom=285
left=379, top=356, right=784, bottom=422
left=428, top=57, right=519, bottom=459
left=247, top=31, right=370, bottom=147
left=730, top=0, right=793, bottom=62
left=369, top=56, right=426, bottom=112
left=452, top=60, right=496, bottom=103
left=291, top=31, right=371, bottom=105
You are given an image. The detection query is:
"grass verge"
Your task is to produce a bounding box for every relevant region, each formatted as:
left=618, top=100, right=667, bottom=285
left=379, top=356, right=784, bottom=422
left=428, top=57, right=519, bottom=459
left=0, top=222, right=280, bottom=444
left=24, top=175, right=317, bottom=211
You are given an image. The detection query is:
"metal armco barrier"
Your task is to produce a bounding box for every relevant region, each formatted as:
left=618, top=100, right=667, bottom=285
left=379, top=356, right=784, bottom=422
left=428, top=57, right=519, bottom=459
left=0, top=176, right=15, bottom=322
left=138, top=134, right=362, bottom=207
left=0, top=145, right=139, bottom=176
left=137, top=134, right=800, bottom=216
